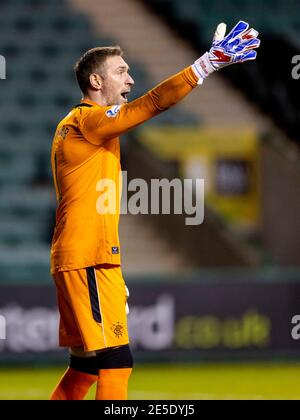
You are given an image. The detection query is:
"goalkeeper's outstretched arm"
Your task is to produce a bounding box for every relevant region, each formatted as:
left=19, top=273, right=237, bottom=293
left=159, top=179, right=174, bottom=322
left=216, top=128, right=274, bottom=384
left=81, top=20, right=260, bottom=145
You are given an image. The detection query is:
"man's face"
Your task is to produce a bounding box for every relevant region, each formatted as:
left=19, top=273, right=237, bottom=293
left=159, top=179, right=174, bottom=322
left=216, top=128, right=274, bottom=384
left=100, top=55, right=135, bottom=106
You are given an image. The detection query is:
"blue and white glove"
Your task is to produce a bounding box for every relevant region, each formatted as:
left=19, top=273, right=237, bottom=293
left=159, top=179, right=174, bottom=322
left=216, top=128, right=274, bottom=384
left=192, top=21, right=260, bottom=84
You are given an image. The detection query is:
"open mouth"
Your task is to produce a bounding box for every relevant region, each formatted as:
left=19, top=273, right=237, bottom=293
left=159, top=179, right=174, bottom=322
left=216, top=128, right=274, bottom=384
left=121, top=91, right=130, bottom=100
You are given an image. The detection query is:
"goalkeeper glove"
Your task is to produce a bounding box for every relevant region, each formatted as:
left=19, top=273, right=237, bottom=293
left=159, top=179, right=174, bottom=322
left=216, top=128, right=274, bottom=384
left=192, top=20, right=260, bottom=84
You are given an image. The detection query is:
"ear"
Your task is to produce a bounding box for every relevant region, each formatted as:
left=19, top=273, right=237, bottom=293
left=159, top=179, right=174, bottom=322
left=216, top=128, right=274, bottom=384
left=89, top=73, right=102, bottom=90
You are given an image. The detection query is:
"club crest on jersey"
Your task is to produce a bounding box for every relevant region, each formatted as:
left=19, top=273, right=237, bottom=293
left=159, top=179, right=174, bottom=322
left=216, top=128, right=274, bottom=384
left=111, top=322, right=124, bottom=339
left=106, top=105, right=121, bottom=118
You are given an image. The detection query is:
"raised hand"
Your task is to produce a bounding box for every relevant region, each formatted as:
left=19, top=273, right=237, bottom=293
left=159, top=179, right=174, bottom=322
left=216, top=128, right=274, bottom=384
left=192, top=21, right=260, bottom=83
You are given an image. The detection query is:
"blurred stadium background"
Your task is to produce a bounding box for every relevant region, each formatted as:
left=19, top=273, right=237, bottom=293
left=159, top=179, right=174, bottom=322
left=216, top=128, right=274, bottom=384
left=0, top=0, right=300, bottom=400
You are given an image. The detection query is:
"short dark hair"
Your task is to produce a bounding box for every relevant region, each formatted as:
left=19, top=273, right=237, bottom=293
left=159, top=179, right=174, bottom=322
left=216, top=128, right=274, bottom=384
left=74, top=46, right=124, bottom=94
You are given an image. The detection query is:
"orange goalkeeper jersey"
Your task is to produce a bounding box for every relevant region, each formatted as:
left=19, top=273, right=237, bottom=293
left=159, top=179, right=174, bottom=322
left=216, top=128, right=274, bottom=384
left=50, top=66, right=198, bottom=274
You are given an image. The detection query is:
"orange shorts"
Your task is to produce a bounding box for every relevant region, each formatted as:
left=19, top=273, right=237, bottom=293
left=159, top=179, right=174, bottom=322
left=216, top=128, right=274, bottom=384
left=53, top=265, right=129, bottom=352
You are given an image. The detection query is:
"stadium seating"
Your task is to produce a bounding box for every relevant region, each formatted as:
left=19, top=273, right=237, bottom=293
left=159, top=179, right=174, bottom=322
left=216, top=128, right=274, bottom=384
left=146, top=0, right=300, bottom=143
left=0, top=0, right=197, bottom=284
left=0, top=1, right=116, bottom=282
left=148, top=0, right=300, bottom=39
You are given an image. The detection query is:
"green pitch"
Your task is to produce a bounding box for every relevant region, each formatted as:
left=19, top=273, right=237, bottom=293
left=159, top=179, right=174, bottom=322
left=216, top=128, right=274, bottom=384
left=0, top=363, right=300, bottom=400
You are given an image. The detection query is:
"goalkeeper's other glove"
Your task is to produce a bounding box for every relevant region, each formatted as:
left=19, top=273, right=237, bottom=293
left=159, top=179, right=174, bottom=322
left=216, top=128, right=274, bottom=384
left=192, top=20, right=260, bottom=84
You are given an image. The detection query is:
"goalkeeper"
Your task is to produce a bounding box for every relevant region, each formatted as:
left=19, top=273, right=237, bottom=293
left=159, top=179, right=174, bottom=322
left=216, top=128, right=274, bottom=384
left=50, top=21, right=260, bottom=400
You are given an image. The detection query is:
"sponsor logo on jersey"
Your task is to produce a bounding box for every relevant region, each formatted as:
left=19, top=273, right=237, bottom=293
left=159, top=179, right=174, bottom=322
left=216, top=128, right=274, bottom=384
left=112, top=247, right=120, bottom=255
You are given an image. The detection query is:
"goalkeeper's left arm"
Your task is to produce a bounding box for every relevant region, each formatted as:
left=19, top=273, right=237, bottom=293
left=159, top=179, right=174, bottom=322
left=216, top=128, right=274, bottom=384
left=80, top=20, right=260, bottom=144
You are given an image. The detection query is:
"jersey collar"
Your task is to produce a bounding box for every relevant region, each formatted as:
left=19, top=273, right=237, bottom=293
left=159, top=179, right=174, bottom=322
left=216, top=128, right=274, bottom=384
left=80, top=98, right=101, bottom=107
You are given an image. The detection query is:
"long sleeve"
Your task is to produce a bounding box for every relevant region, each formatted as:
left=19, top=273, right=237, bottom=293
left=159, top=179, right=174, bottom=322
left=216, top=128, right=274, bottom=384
left=79, top=67, right=199, bottom=146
